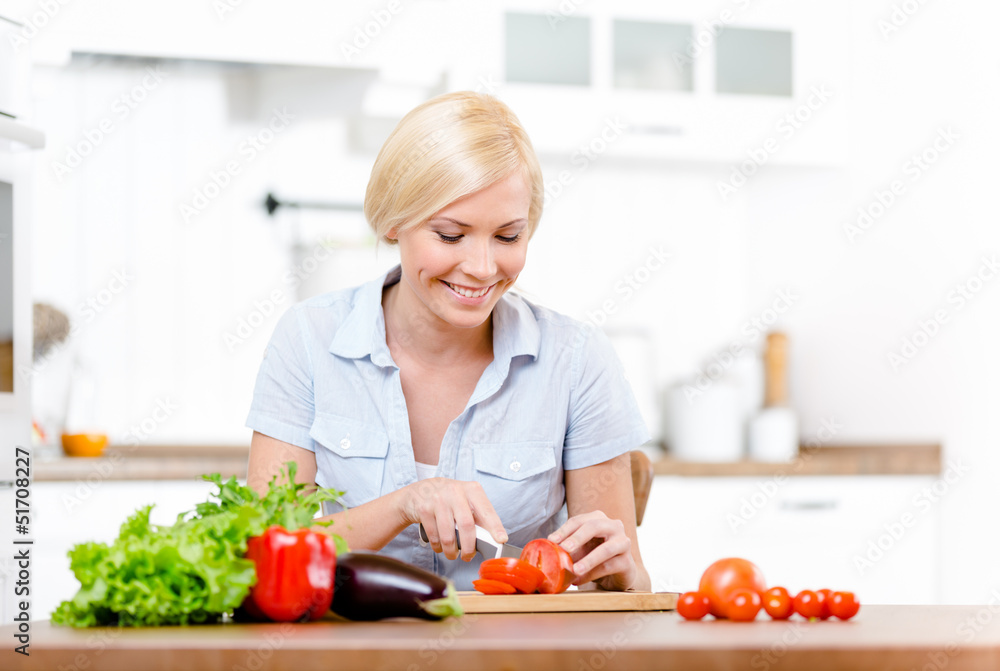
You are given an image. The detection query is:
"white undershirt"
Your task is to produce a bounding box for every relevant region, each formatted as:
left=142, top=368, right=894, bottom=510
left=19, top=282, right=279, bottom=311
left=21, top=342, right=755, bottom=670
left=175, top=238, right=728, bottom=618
left=414, top=460, right=437, bottom=481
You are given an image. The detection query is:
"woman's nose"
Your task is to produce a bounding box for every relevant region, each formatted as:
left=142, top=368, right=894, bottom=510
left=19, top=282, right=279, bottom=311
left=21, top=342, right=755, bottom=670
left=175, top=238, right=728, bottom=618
left=461, top=239, right=497, bottom=279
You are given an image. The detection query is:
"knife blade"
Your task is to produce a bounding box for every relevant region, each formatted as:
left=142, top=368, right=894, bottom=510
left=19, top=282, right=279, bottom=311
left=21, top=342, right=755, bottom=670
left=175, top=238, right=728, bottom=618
left=418, top=523, right=522, bottom=559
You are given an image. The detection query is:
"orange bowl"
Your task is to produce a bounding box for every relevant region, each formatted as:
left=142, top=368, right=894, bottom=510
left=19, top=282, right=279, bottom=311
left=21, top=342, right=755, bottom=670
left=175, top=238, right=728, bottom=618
left=61, top=433, right=109, bottom=457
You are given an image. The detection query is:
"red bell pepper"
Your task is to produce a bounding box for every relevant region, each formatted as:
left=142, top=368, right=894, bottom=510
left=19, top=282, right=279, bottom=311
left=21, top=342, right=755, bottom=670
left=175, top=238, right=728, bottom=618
left=243, top=525, right=338, bottom=622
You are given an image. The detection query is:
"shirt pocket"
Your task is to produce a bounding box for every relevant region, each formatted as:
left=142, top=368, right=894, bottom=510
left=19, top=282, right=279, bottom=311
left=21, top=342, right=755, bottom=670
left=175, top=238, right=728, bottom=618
left=473, top=441, right=559, bottom=534
left=309, top=412, right=389, bottom=514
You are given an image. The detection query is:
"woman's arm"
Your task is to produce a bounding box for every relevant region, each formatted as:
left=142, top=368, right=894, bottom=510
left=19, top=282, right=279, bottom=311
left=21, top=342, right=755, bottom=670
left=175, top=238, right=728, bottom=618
left=247, top=431, right=508, bottom=559
left=554, top=452, right=651, bottom=592
left=248, top=431, right=412, bottom=551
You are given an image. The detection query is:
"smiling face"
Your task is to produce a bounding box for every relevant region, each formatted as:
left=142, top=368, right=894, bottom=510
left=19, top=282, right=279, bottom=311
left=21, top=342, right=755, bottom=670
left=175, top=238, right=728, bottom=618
left=389, top=171, right=531, bottom=333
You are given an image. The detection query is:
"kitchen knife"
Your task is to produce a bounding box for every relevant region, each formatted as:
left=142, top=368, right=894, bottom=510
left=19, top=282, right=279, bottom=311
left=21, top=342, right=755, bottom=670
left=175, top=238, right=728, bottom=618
left=418, top=523, right=522, bottom=559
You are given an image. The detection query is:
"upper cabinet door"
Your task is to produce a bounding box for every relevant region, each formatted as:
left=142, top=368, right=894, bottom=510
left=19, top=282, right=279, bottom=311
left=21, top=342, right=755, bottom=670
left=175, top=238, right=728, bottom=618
left=453, top=0, right=847, bottom=165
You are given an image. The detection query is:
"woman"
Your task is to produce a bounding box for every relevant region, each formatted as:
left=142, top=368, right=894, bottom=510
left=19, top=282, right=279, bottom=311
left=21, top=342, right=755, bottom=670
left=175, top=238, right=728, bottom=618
left=246, top=91, right=651, bottom=592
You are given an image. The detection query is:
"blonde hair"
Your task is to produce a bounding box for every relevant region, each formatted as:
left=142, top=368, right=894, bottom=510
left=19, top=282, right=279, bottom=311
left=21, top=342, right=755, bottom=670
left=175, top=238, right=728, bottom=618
left=365, top=91, right=544, bottom=245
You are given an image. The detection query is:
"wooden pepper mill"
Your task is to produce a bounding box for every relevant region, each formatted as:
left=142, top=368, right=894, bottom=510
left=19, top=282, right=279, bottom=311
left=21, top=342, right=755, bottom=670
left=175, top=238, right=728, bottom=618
left=748, top=331, right=798, bottom=461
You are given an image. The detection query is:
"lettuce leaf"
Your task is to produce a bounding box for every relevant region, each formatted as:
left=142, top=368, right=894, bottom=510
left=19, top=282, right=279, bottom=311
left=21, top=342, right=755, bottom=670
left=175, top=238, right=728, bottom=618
left=51, top=462, right=346, bottom=627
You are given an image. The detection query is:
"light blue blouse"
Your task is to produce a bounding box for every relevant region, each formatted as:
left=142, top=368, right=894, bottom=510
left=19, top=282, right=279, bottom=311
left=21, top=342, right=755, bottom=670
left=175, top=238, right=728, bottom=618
left=246, top=264, right=651, bottom=589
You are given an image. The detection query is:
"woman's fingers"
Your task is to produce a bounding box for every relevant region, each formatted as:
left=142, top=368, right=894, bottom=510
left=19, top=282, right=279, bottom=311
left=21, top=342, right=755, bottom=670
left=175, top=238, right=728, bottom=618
left=408, top=478, right=504, bottom=561
left=552, top=512, right=615, bottom=557
left=571, top=535, right=632, bottom=584
left=550, top=511, right=636, bottom=586
left=547, top=514, right=585, bottom=546
left=434, top=507, right=460, bottom=560
left=454, top=507, right=479, bottom=563
left=467, top=483, right=508, bottom=546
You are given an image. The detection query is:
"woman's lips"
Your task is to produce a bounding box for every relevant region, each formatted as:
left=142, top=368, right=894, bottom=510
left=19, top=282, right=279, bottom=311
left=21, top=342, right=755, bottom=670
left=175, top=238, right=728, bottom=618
left=441, top=280, right=495, bottom=301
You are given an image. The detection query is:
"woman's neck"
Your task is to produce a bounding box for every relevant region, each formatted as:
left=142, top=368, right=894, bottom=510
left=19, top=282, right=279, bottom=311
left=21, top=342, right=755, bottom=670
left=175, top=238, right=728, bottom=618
left=382, top=281, right=493, bottom=368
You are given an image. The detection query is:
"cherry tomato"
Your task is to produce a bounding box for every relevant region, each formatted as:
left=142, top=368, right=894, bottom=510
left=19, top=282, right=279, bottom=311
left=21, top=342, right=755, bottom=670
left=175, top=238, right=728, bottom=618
left=479, top=558, right=546, bottom=594
left=793, top=590, right=824, bottom=619
left=762, top=586, right=794, bottom=620
left=725, top=588, right=762, bottom=621
left=829, top=591, right=861, bottom=620
left=472, top=578, right=516, bottom=595
left=676, top=591, right=711, bottom=620
left=520, top=539, right=575, bottom=594
left=816, top=588, right=834, bottom=620
left=698, top=558, right=767, bottom=618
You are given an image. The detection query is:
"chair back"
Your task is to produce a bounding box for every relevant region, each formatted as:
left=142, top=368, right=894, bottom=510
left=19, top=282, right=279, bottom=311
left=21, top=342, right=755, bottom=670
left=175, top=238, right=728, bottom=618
left=630, top=450, right=654, bottom=526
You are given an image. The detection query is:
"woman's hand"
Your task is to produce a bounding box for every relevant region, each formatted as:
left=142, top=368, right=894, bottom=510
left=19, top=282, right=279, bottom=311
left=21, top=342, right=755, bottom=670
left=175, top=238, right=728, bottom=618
left=398, top=477, right=508, bottom=562
left=548, top=511, right=638, bottom=591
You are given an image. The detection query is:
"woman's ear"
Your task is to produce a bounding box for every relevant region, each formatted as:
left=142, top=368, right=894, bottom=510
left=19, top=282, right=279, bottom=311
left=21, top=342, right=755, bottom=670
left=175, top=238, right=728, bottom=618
left=386, top=227, right=398, bottom=241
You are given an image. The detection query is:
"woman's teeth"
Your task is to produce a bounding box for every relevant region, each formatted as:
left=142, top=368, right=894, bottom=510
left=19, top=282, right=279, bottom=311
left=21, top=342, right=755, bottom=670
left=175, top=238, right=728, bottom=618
left=444, top=281, right=492, bottom=298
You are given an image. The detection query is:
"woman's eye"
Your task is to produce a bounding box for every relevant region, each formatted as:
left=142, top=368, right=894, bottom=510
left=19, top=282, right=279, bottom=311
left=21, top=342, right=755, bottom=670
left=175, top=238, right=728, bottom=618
left=497, top=234, right=522, bottom=244
left=436, top=233, right=462, bottom=243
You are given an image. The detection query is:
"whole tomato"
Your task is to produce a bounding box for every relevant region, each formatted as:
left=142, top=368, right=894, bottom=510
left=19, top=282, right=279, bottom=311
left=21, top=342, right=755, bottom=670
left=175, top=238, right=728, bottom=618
left=816, top=588, right=834, bottom=620
left=762, top=586, right=794, bottom=620
left=726, top=588, right=762, bottom=621
left=793, top=590, right=824, bottom=619
left=677, top=591, right=711, bottom=621
left=698, top=558, right=767, bottom=618
left=829, top=592, right=861, bottom=620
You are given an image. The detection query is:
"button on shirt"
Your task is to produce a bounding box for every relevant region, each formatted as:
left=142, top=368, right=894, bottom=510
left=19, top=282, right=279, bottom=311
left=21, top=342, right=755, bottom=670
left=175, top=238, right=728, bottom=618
left=246, top=265, right=651, bottom=589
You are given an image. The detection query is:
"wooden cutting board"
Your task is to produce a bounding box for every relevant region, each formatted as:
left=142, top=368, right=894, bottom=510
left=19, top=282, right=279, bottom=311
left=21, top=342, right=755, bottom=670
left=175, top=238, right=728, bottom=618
left=458, top=590, right=678, bottom=613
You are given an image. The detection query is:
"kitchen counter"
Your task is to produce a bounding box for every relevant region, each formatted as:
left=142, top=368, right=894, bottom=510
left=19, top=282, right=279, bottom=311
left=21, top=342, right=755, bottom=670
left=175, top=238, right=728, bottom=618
left=3, top=605, right=996, bottom=671
left=30, top=442, right=941, bottom=482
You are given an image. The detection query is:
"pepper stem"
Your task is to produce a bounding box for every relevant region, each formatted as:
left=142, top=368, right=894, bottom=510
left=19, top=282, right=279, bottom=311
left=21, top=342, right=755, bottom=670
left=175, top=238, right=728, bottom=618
left=419, top=582, right=465, bottom=619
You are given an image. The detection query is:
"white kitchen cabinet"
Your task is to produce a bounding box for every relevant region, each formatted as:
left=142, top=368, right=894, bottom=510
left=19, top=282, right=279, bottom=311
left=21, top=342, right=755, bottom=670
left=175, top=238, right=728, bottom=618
left=451, top=0, right=848, bottom=165
left=27, top=480, right=219, bottom=623
left=637, top=476, right=942, bottom=604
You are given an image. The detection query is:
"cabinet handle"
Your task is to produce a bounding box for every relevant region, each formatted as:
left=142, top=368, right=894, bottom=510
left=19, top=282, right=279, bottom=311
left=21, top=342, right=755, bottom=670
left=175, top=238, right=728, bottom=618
left=778, top=499, right=838, bottom=511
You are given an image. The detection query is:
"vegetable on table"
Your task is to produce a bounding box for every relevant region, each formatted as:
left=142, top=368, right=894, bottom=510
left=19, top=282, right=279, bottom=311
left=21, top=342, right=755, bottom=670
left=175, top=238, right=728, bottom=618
left=829, top=591, right=861, bottom=620
left=51, top=462, right=346, bottom=628
left=472, top=579, right=517, bottom=595
left=725, top=588, right=762, bottom=621
left=793, top=590, right=824, bottom=619
left=680, top=557, right=861, bottom=622
left=243, top=525, right=338, bottom=622
left=762, top=586, right=795, bottom=620
left=676, top=591, right=711, bottom=620
left=698, top=557, right=767, bottom=618
left=478, top=558, right=546, bottom=594
left=519, top=539, right=575, bottom=594
left=471, top=540, right=575, bottom=595
left=330, top=552, right=464, bottom=621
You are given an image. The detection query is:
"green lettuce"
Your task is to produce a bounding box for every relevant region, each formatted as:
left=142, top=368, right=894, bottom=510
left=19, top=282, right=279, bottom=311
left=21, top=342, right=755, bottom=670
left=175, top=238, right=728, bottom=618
left=51, top=462, right=346, bottom=627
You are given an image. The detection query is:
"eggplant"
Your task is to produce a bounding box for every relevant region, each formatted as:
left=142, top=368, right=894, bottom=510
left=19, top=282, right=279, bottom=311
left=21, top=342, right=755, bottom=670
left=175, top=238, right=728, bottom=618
left=330, top=552, right=464, bottom=621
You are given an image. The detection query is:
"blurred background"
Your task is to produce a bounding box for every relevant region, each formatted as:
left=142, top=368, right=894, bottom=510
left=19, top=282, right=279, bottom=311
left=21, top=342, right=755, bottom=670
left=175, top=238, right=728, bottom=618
left=1, top=0, right=998, bottom=617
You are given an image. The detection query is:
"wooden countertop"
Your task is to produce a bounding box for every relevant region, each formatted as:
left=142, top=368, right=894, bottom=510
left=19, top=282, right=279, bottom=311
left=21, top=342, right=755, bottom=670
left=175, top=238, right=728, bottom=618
left=3, top=606, right=995, bottom=671
left=30, top=443, right=941, bottom=482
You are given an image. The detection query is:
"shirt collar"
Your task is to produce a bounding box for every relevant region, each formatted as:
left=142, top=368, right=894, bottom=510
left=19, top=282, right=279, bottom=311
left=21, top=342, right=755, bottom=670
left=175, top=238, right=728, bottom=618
left=329, top=264, right=540, bottom=369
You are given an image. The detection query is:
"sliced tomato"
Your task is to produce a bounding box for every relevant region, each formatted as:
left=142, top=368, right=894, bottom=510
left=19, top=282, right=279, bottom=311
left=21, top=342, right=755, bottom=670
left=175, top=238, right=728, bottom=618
left=472, top=578, right=517, bottom=595
left=479, top=558, right=546, bottom=594
left=520, top=539, right=575, bottom=594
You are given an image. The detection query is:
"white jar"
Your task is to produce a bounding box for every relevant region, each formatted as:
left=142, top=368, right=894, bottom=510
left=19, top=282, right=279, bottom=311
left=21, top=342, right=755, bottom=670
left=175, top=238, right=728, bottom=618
left=664, top=381, right=744, bottom=462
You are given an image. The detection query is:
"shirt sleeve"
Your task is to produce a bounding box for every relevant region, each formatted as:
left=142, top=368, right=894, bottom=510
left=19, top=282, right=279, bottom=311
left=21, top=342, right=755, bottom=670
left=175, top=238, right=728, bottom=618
left=562, top=324, right=652, bottom=470
left=245, top=306, right=316, bottom=451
